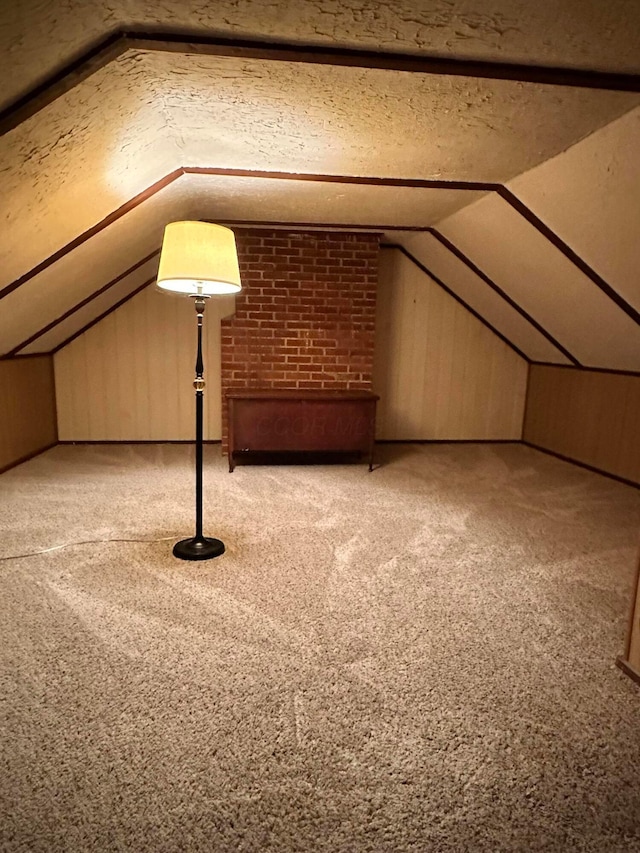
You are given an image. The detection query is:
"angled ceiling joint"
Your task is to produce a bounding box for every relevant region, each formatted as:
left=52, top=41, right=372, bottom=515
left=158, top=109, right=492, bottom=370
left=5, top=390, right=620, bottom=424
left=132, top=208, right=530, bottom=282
left=8, top=250, right=161, bottom=356
left=381, top=242, right=529, bottom=362
left=499, top=188, right=640, bottom=328
left=52, top=276, right=157, bottom=355
left=428, top=228, right=581, bottom=366
left=0, top=169, right=493, bottom=305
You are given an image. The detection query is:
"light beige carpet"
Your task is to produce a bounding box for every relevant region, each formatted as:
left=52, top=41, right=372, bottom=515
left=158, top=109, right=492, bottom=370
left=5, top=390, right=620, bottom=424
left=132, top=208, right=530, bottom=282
left=1, top=442, right=639, bottom=852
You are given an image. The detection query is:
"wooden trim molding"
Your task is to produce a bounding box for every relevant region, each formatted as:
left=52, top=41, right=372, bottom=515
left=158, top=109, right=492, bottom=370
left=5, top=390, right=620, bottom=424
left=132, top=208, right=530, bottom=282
left=428, top=228, right=580, bottom=365
left=57, top=440, right=222, bottom=445
left=8, top=250, right=161, bottom=356
left=217, top=219, right=428, bottom=232
left=0, top=32, right=126, bottom=136
left=616, top=657, right=640, bottom=688
left=0, top=168, right=493, bottom=306
left=523, top=365, right=640, bottom=484
left=522, top=441, right=640, bottom=489
left=52, top=276, right=156, bottom=354
left=0, top=441, right=58, bottom=476
left=499, top=188, right=640, bottom=329
left=0, top=352, right=52, bottom=361
left=530, top=362, right=640, bottom=377
left=376, top=439, right=521, bottom=445
left=125, top=33, right=640, bottom=93
left=182, top=165, right=499, bottom=192
left=2, top=28, right=640, bottom=136
left=381, top=242, right=529, bottom=362
left=1, top=171, right=636, bottom=370
left=0, top=172, right=180, bottom=302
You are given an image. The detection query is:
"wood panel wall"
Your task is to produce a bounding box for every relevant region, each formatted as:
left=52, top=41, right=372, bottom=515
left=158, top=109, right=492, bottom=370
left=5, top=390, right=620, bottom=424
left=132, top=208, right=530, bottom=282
left=523, top=364, right=640, bottom=484
left=373, top=248, right=527, bottom=440
left=0, top=356, right=57, bottom=472
left=54, top=285, right=234, bottom=441
left=624, top=548, right=640, bottom=677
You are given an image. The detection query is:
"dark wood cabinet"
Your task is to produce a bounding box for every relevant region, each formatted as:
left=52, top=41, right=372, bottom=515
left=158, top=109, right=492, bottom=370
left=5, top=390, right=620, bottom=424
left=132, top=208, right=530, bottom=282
left=227, top=389, right=378, bottom=471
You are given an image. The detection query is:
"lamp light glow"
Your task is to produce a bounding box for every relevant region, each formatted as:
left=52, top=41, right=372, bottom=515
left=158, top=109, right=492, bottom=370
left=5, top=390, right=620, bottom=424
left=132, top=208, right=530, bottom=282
left=157, top=221, right=242, bottom=295
left=156, top=220, right=241, bottom=562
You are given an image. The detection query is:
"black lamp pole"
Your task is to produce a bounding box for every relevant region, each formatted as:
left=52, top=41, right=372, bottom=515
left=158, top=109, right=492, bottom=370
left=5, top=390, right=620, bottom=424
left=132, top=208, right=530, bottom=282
left=172, top=295, right=225, bottom=561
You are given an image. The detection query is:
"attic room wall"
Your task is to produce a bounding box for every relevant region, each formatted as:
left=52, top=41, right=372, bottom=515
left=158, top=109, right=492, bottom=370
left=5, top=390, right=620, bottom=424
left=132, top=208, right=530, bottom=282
left=508, top=106, right=640, bottom=486
left=373, top=248, right=527, bottom=439
left=507, top=105, right=640, bottom=308
left=523, top=366, right=640, bottom=485
left=52, top=231, right=527, bottom=448
left=0, top=356, right=57, bottom=472
left=54, top=228, right=380, bottom=446
left=425, top=105, right=640, bottom=373
left=54, top=286, right=231, bottom=441
left=411, top=103, right=639, bottom=483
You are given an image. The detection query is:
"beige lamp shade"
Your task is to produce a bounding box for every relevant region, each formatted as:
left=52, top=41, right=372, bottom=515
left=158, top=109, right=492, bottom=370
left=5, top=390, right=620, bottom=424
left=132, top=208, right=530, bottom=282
left=157, top=221, right=242, bottom=295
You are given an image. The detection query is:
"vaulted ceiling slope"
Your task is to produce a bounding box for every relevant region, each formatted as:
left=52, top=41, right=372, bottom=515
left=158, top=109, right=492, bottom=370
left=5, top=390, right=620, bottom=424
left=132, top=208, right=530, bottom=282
left=1, top=0, right=639, bottom=370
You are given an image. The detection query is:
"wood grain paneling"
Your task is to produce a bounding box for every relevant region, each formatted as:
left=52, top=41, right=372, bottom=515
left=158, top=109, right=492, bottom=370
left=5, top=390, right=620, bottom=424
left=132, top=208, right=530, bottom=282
left=373, top=248, right=527, bottom=439
left=0, top=356, right=57, bottom=472
left=54, top=285, right=234, bottom=441
left=625, top=548, right=640, bottom=675
left=436, top=193, right=640, bottom=371
left=524, top=365, right=640, bottom=484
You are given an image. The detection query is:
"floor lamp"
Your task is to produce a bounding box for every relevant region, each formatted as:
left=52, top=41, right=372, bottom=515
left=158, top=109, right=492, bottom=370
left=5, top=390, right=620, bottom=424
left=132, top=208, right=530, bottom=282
left=156, top=221, right=242, bottom=561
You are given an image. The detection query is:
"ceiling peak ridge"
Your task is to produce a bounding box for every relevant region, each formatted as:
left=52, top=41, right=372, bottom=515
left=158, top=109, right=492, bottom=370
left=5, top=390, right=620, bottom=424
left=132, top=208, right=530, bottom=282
left=181, top=166, right=498, bottom=191
left=3, top=27, right=640, bottom=138
left=0, top=165, right=489, bottom=306
left=2, top=168, right=636, bottom=341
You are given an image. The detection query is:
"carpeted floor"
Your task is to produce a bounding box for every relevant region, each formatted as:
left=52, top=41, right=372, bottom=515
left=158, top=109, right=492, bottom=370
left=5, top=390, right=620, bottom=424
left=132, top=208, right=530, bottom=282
left=1, top=442, right=639, bottom=853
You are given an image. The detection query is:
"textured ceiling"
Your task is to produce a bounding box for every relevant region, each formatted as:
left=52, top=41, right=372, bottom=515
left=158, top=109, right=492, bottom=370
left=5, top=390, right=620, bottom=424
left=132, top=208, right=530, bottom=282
left=0, top=173, right=489, bottom=355
left=3, top=0, right=640, bottom=112
left=1, top=0, right=639, bottom=368
left=2, top=49, right=638, bottom=287
left=143, top=52, right=637, bottom=180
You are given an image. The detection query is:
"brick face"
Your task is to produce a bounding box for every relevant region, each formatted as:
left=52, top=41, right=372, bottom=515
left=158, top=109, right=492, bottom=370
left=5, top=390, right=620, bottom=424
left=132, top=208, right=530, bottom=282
left=220, top=229, right=380, bottom=451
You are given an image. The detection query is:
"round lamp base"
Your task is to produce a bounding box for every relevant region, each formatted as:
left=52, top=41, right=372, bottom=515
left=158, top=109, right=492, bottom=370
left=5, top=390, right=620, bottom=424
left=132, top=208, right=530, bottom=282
left=172, top=536, right=225, bottom=561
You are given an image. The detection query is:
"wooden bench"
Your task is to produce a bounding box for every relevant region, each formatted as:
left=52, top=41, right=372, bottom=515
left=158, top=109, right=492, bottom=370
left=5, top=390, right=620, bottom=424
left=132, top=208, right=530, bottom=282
left=226, top=388, right=378, bottom=472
